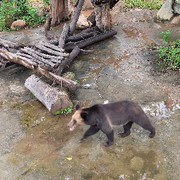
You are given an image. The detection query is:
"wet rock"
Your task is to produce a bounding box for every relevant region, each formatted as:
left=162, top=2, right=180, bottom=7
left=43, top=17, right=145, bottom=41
left=130, top=156, right=144, bottom=170
left=11, top=20, right=26, bottom=29
left=171, top=15, right=180, bottom=24
left=174, top=2, right=180, bottom=14
left=157, top=0, right=174, bottom=20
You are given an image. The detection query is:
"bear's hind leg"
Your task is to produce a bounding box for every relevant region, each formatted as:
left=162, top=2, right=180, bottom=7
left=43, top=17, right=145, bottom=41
left=118, top=121, right=133, bottom=138
left=79, top=125, right=100, bottom=143
left=136, top=118, right=155, bottom=138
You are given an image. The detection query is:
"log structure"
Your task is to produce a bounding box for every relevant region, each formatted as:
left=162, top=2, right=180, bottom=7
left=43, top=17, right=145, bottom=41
left=0, top=0, right=117, bottom=92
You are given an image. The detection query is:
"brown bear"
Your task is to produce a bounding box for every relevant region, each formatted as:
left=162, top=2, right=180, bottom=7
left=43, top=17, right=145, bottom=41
left=67, top=100, right=155, bottom=146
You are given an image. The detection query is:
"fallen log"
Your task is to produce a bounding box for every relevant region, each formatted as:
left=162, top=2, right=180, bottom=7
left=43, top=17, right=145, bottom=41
left=0, top=48, right=79, bottom=91
left=25, top=74, right=72, bottom=114
left=64, top=30, right=117, bottom=51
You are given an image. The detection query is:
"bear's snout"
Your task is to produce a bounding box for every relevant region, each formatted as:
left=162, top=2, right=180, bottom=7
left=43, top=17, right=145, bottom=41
left=67, top=119, right=77, bottom=132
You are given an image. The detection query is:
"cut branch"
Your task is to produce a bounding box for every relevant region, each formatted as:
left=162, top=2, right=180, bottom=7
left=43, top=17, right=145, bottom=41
left=58, top=23, right=70, bottom=49
left=55, top=46, right=81, bottom=75
left=64, top=30, right=117, bottom=51
left=20, top=47, right=56, bottom=67
left=70, top=0, right=85, bottom=35
left=35, top=44, right=69, bottom=57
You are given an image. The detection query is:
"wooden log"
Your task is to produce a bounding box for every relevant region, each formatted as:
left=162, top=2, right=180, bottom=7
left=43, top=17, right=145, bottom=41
left=25, top=74, right=72, bottom=114
left=0, top=38, right=25, bottom=49
left=41, top=42, right=65, bottom=52
left=58, top=23, right=70, bottom=49
left=0, top=48, right=79, bottom=91
left=55, top=46, right=81, bottom=75
left=70, top=0, right=85, bottom=35
left=64, top=30, right=117, bottom=51
left=21, top=48, right=63, bottom=63
left=20, top=47, right=56, bottom=67
left=35, top=44, right=69, bottom=57
left=66, top=31, right=99, bottom=42
left=49, top=27, right=101, bottom=45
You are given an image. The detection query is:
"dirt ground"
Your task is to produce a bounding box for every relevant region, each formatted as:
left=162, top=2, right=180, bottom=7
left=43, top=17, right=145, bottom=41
left=0, top=7, right=180, bottom=180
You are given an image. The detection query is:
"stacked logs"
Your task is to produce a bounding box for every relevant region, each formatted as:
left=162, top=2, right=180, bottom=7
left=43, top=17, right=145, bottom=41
left=17, top=43, right=69, bottom=72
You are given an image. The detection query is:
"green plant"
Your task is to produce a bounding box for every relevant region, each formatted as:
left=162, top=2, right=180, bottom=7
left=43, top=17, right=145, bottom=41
left=123, top=0, right=165, bottom=10
left=55, top=106, right=73, bottom=115
left=0, top=0, right=47, bottom=31
left=159, top=31, right=180, bottom=70
left=42, top=0, right=50, bottom=5
left=160, top=30, right=170, bottom=44
left=0, top=1, right=17, bottom=31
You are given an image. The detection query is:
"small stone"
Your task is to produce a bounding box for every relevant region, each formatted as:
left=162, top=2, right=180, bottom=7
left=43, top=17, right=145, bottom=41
left=11, top=20, right=26, bottom=29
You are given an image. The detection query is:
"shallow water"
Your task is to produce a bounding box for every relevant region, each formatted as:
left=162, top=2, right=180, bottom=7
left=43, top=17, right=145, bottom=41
left=0, top=9, right=180, bottom=180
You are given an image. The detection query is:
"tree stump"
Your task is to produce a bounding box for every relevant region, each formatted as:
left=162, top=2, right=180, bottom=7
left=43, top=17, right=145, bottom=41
left=50, top=0, right=70, bottom=26
left=25, top=74, right=72, bottom=114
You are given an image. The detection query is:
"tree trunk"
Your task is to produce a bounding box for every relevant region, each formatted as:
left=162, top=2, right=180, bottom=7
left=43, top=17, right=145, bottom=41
left=50, top=0, right=70, bottom=26
left=25, top=74, right=72, bottom=114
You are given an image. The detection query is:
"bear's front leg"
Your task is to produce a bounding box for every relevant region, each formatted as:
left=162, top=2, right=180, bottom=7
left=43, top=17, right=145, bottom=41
left=104, top=130, right=114, bottom=147
left=79, top=125, right=100, bottom=143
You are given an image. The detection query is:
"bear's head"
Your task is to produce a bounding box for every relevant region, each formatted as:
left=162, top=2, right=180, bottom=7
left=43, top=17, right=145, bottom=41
left=67, top=105, right=89, bottom=131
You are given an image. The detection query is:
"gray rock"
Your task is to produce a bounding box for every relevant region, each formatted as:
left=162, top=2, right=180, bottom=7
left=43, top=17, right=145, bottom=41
left=174, top=3, right=180, bottom=14
left=157, top=0, right=174, bottom=20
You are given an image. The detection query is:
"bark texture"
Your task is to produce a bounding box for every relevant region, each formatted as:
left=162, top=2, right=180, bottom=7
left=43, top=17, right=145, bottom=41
left=25, top=74, right=72, bottom=114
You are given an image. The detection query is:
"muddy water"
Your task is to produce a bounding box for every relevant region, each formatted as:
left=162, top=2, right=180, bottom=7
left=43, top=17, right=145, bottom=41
left=0, top=9, right=180, bottom=180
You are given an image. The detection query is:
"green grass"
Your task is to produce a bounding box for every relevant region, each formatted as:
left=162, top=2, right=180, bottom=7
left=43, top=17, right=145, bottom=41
left=158, top=31, right=180, bottom=70
left=0, top=0, right=48, bottom=31
left=123, top=0, right=165, bottom=10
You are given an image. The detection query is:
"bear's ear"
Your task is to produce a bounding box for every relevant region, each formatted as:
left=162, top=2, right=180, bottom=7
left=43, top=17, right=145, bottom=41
left=75, top=104, right=80, bottom=110
left=80, top=111, right=88, bottom=120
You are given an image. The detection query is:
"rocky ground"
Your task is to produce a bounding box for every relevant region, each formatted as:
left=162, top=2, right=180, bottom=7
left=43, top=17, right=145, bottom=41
left=0, top=5, right=180, bottom=180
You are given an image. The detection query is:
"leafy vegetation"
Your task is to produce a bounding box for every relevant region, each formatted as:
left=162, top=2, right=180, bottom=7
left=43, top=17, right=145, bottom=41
left=158, top=31, right=180, bottom=70
left=55, top=106, right=73, bottom=115
left=42, top=0, right=50, bottom=5
left=123, top=0, right=165, bottom=10
left=0, top=0, right=48, bottom=31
